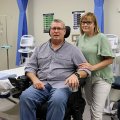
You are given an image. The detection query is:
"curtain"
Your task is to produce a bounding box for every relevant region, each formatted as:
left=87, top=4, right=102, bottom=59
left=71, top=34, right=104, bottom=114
left=16, top=0, right=28, bottom=66
left=94, top=0, right=104, bottom=33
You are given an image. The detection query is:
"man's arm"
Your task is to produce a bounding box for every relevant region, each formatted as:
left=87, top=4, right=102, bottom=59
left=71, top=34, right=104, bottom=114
left=65, top=70, right=88, bottom=89
left=72, top=46, right=91, bottom=77
left=26, top=72, right=45, bottom=89
left=75, top=70, right=88, bottom=79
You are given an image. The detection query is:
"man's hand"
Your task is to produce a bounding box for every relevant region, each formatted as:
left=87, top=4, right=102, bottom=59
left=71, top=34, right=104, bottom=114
left=65, top=74, right=79, bottom=89
left=26, top=72, right=45, bottom=90
left=33, top=79, right=45, bottom=89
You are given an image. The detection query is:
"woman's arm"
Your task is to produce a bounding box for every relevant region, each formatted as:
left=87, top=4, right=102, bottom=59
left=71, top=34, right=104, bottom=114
left=79, top=57, right=113, bottom=71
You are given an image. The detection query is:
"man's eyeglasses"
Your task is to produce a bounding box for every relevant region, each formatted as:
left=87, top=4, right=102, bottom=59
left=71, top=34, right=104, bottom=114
left=51, top=27, right=65, bottom=31
left=81, top=21, right=93, bottom=25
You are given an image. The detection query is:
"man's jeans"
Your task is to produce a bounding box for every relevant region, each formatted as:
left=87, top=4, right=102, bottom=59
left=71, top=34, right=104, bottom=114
left=19, top=83, right=71, bottom=120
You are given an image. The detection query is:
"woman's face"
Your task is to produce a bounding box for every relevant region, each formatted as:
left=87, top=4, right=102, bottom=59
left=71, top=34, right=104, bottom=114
left=81, top=18, right=95, bottom=35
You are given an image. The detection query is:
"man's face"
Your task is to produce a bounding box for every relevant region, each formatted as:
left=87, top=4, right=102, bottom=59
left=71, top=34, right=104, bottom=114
left=50, top=22, right=66, bottom=42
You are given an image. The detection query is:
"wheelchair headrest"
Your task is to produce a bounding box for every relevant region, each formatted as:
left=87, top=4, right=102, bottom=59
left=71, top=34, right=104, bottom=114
left=64, top=26, right=71, bottom=38
left=49, top=26, right=71, bottom=38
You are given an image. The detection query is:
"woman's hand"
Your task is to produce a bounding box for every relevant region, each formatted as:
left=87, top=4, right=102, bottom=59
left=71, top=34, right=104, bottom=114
left=79, top=62, right=94, bottom=71
left=79, top=57, right=113, bottom=71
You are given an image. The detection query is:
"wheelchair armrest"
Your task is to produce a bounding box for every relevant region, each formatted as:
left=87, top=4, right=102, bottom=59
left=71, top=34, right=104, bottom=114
left=9, top=75, right=31, bottom=89
left=8, top=77, right=19, bottom=88
left=79, top=78, right=86, bottom=87
left=8, top=75, right=31, bottom=98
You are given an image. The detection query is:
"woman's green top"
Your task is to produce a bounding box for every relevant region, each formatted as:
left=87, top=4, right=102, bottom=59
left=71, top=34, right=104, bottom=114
left=77, top=33, right=115, bottom=84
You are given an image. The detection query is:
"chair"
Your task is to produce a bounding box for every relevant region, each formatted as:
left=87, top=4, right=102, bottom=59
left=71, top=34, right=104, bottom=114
left=112, top=76, right=120, bottom=120
left=110, top=76, right=120, bottom=120
left=18, top=35, right=35, bottom=65
left=104, top=76, right=120, bottom=120
left=9, top=75, right=86, bottom=120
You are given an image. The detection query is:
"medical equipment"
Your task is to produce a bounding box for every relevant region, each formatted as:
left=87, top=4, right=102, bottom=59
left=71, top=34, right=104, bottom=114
left=106, top=34, right=119, bottom=50
left=18, top=35, right=35, bottom=65
left=106, top=34, right=120, bottom=75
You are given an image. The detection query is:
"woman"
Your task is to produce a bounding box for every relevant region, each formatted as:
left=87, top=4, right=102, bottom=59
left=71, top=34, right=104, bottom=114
left=77, top=12, right=114, bottom=120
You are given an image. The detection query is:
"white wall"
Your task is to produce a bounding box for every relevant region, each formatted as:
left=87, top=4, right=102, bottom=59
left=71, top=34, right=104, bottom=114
left=104, top=0, right=120, bottom=36
left=28, top=0, right=94, bottom=45
left=28, top=0, right=120, bottom=44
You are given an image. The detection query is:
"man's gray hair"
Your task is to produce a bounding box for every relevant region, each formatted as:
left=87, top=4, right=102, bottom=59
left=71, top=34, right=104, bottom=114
left=51, top=19, right=65, bottom=28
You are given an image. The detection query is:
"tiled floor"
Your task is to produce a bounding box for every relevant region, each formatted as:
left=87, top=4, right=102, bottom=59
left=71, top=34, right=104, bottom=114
left=0, top=98, right=19, bottom=120
left=0, top=113, right=18, bottom=120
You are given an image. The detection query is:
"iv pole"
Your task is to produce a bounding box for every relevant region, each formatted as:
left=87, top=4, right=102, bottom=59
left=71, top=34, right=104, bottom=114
left=1, top=15, right=11, bottom=69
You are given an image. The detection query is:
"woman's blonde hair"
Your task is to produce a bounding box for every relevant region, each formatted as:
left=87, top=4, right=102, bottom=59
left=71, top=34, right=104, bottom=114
left=80, top=12, right=100, bottom=35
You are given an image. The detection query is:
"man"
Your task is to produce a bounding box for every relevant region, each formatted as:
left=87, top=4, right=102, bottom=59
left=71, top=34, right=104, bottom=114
left=19, top=19, right=91, bottom=120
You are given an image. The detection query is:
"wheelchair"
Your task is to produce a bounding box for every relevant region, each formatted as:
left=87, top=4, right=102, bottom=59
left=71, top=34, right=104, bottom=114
left=9, top=75, right=86, bottom=120
left=9, top=26, right=86, bottom=120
